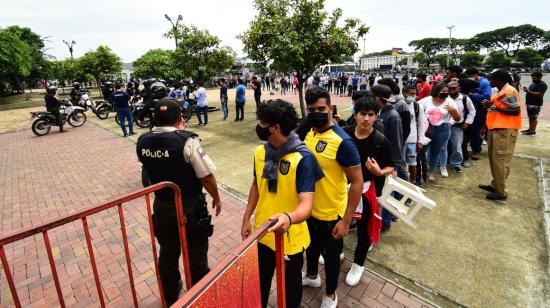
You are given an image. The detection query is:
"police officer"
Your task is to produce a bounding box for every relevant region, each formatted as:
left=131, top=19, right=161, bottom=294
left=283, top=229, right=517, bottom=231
left=136, top=98, right=222, bottom=306
left=69, top=82, right=82, bottom=104
left=140, top=81, right=168, bottom=128
left=44, top=86, right=65, bottom=133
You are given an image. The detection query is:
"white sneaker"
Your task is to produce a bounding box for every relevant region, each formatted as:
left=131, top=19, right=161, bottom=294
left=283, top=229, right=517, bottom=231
left=320, top=293, right=338, bottom=308
left=301, top=272, right=321, bottom=288
left=345, top=263, right=365, bottom=286
left=340, top=252, right=345, bottom=262
left=319, top=255, right=325, bottom=265
left=440, top=167, right=449, bottom=178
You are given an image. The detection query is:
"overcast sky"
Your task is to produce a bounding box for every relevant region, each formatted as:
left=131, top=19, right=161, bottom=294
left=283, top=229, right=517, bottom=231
left=2, top=0, right=549, bottom=63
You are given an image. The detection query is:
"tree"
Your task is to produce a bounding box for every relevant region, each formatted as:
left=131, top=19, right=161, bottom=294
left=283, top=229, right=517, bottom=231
left=484, top=50, right=512, bottom=67
left=460, top=51, right=484, bottom=68
left=470, top=24, right=546, bottom=56
left=408, top=38, right=447, bottom=66
left=0, top=29, right=32, bottom=94
left=47, top=58, right=78, bottom=85
left=5, top=26, right=49, bottom=87
left=508, top=24, right=546, bottom=53
left=76, top=45, right=122, bottom=83
left=240, top=0, right=368, bottom=117
left=515, top=48, right=544, bottom=67
left=165, top=25, right=235, bottom=82
left=133, top=49, right=182, bottom=81
left=433, top=54, right=454, bottom=66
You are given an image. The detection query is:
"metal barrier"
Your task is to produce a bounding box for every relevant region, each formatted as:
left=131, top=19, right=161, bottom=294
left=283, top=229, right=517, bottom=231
left=0, top=181, right=191, bottom=308
left=173, top=220, right=286, bottom=308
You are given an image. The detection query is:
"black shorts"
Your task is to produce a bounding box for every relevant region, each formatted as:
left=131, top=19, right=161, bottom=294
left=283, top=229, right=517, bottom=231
left=527, top=105, right=541, bottom=119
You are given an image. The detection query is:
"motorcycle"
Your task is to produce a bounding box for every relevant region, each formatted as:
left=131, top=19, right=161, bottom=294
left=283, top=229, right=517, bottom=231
left=114, top=95, right=150, bottom=128
left=95, top=98, right=116, bottom=120
left=30, top=101, right=87, bottom=136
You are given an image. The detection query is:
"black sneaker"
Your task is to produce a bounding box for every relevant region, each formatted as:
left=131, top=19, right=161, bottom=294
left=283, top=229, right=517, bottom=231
left=451, top=166, right=462, bottom=173
left=520, top=129, right=529, bottom=133
left=522, top=131, right=536, bottom=136
left=486, top=192, right=507, bottom=201
left=479, top=184, right=495, bottom=192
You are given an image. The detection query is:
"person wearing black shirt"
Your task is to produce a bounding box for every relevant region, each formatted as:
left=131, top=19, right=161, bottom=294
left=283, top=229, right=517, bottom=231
left=69, top=82, right=82, bottom=104
left=522, top=71, right=547, bottom=136
left=44, top=86, right=65, bottom=133
left=111, top=84, right=135, bottom=137
left=343, top=96, right=394, bottom=287
left=219, top=78, right=229, bottom=120
left=252, top=76, right=262, bottom=110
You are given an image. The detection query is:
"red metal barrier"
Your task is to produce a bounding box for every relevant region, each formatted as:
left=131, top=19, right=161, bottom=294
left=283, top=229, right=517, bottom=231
left=173, top=220, right=286, bottom=308
left=0, top=181, right=191, bottom=308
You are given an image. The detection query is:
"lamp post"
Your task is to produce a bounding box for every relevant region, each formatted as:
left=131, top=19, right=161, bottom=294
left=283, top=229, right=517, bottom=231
left=165, top=14, right=183, bottom=48
left=446, top=25, right=454, bottom=67
left=62, top=40, right=76, bottom=58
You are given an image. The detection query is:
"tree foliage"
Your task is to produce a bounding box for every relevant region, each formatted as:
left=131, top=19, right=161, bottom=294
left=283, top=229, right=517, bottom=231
left=408, top=38, right=447, bottom=65
left=0, top=29, right=32, bottom=94
left=433, top=54, right=454, bottom=66
left=132, top=49, right=182, bottom=81
left=515, top=48, right=544, bottom=67
left=239, top=0, right=368, bottom=117
left=469, top=24, right=546, bottom=56
left=76, top=45, right=122, bottom=82
left=413, top=52, right=429, bottom=67
left=460, top=51, right=484, bottom=68
left=5, top=26, right=49, bottom=88
left=165, top=25, right=235, bottom=82
left=484, top=50, right=512, bottom=67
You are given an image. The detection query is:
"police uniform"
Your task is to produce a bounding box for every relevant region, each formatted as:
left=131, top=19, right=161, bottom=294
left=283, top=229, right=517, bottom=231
left=304, top=125, right=360, bottom=296
left=253, top=144, right=317, bottom=308
left=44, top=93, right=64, bottom=132
left=136, top=126, right=216, bottom=305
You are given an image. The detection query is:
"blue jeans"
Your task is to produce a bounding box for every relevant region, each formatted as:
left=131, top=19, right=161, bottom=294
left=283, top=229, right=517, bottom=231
left=196, top=106, right=208, bottom=124
left=221, top=96, right=228, bottom=119
left=427, top=123, right=450, bottom=172
left=117, top=108, right=133, bottom=135
left=441, top=126, right=463, bottom=167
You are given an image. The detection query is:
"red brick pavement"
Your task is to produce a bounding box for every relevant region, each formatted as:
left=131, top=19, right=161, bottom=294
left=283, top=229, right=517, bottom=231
left=0, top=124, right=436, bottom=307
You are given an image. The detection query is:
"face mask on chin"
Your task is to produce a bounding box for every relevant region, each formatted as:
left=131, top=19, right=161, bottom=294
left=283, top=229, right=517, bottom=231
left=307, top=112, right=329, bottom=129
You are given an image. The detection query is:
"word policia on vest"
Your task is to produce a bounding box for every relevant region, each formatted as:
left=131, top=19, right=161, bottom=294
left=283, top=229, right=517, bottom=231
left=141, top=148, right=170, bottom=158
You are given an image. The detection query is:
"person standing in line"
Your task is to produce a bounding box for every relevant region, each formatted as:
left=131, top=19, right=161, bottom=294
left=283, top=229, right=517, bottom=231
left=419, top=83, right=461, bottom=182
left=416, top=73, right=431, bottom=100
left=402, top=85, right=426, bottom=184
left=444, top=81, right=476, bottom=173
left=195, top=81, right=208, bottom=126
left=234, top=79, right=246, bottom=121
left=301, top=87, right=363, bottom=308
left=464, top=68, right=492, bottom=161
left=521, top=71, right=547, bottom=136
left=343, top=96, right=394, bottom=286
left=252, top=76, right=262, bottom=111
left=241, top=100, right=324, bottom=308
left=112, top=83, right=135, bottom=137
left=479, top=70, right=522, bottom=200
left=219, top=78, right=229, bottom=120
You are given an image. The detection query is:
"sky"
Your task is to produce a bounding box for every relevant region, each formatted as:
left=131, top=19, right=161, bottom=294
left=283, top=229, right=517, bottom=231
left=1, top=0, right=549, bottom=63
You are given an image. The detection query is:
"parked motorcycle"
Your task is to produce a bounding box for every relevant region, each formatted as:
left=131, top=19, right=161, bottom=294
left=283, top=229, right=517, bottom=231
left=114, top=95, right=150, bottom=128
left=30, top=101, right=86, bottom=136
left=95, top=99, right=116, bottom=120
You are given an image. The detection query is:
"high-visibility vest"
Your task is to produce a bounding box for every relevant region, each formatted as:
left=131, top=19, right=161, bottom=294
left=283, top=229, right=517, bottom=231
left=486, top=83, right=522, bottom=130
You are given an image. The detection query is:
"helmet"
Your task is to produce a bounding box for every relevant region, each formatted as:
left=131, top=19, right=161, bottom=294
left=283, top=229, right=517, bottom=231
left=150, top=82, right=168, bottom=99
left=46, top=86, right=57, bottom=94
left=73, top=82, right=80, bottom=89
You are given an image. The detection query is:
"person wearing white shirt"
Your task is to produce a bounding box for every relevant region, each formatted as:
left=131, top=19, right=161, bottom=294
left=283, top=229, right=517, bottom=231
left=402, top=85, right=426, bottom=184
left=195, top=81, right=208, bottom=125
left=419, top=83, right=461, bottom=182
left=443, top=81, right=476, bottom=172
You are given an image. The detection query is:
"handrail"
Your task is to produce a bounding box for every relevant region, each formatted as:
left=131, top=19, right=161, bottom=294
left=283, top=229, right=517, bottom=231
left=0, top=181, right=192, bottom=308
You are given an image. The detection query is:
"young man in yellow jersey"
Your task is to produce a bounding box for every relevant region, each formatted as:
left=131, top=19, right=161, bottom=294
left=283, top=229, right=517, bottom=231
left=302, top=87, right=364, bottom=308
left=241, top=99, right=324, bottom=308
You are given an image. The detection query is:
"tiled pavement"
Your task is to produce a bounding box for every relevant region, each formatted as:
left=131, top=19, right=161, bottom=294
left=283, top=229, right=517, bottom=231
left=0, top=123, right=436, bottom=307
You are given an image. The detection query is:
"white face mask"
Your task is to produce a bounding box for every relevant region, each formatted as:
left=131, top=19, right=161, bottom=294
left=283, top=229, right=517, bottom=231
left=405, top=96, right=416, bottom=103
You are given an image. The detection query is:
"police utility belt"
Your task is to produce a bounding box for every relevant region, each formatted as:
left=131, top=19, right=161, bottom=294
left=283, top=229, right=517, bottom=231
left=156, top=193, right=214, bottom=238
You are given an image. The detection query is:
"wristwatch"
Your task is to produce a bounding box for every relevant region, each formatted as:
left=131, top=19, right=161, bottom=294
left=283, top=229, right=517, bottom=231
left=490, top=105, right=497, bottom=111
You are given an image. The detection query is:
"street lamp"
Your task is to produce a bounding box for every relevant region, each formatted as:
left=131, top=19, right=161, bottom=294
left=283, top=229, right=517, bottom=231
left=62, top=40, right=76, bottom=58
left=446, top=25, right=454, bottom=67
left=165, top=14, right=183, bottom=49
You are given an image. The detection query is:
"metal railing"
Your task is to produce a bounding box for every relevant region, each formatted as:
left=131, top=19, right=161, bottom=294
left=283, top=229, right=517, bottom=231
left=0, top=181, right=191, bottom=308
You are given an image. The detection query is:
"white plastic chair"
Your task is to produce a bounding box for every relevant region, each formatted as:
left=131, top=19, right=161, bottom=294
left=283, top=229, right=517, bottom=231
left=377, top=175, right=436, bottom=229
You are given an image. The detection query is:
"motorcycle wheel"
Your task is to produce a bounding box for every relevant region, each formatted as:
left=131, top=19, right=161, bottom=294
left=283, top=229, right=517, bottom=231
left=68, top=111, right=87, bottom=127
left=115, top=113, right=120, bottom=125
left=136, top=115, right=150, bottom=128
left=31, top=119, right=51, bottom=136
left=96, top=106, right=109, bottom=119
left=183, top=109, right=192, bottom=122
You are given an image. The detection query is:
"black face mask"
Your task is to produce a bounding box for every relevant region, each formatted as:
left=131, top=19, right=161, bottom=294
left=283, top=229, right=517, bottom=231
left=256, top=124, right=272, bottom=141
left=307, top=112, right=329, bottom=128
left=439, top=93, right=449, bottom=100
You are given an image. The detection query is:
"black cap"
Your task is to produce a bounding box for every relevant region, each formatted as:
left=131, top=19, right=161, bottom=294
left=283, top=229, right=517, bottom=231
left=154, top=98, right=182, bottom=125
left=371, top=85, right=396, bottom=103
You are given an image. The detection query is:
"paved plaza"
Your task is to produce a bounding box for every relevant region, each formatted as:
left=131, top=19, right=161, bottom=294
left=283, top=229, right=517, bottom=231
left=0, top=121, right=438, bottom=307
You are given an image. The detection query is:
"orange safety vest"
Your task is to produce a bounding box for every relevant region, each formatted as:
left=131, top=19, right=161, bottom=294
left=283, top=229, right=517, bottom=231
left=486, top=83, right=522, bottom=130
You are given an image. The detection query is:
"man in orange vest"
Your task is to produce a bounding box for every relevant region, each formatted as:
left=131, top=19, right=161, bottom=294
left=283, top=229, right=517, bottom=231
left=479, top=70, right=522, bottom=200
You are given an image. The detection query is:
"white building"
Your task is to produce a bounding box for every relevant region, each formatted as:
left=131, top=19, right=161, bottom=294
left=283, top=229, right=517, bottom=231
left=122, top=63, right=133, bottom=80
left=360, top=54, right=418, bottom=70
